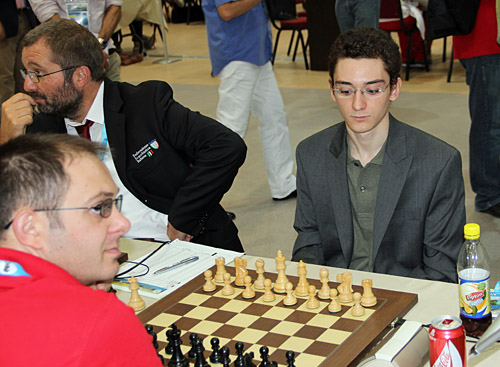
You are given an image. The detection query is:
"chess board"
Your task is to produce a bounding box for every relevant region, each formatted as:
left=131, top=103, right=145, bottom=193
left=138, top=266, right=418, bottom=366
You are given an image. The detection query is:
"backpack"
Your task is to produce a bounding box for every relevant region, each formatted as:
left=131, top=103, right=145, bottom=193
left=427, top=0, right=481, bottom=40
left=264, top=0, right=296, bottom=21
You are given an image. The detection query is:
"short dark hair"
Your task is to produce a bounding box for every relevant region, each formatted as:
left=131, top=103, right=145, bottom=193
left=22, top=18, right=105, bottom=82
left=328, top=27, right=401, bottom=86
left=0, top=134, right=105, bottom=238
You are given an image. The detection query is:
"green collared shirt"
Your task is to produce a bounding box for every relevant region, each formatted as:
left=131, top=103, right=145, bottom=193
left=346, top=139, right=386, bottom=272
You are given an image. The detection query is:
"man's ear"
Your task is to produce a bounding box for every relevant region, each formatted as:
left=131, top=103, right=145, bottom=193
left=11, top=210, right=45, bottom=250
left=72, top=65, right=92, bottom=88
left=329, top=79, right=337, bottom=102
left=389, top=77, right=402, bottom=102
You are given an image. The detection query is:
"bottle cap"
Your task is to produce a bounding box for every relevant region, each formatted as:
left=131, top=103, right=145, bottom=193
left=464, top=223, right=480, bottom=239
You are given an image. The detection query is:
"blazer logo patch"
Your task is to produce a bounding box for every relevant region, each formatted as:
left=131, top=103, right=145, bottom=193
left=132, top=139, right=160, bottom=163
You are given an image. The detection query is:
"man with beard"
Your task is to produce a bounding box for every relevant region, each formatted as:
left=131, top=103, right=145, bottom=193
left=0, top=19, right=247, bottom=252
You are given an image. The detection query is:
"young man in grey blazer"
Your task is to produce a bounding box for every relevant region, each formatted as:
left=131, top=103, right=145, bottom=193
left=292, top=28, right=465, bottom=282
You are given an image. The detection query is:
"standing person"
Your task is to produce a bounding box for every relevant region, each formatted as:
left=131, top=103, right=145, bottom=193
left=0, top=133, right=162, bottom=366
left=28, top=0, right=122, bottom=81
left=453, top=0, right=500, bottom=217
left=335, top=0, right=380, bottom=33
left=201, top=0, right=297, bottom=201
left=0, top=19, right=246, bottom=252
left=292, top=27, right=465, bottom=282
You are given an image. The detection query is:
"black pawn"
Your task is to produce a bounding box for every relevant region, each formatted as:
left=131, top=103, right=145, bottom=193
left=194, top=338, right=210, bottom=367
left=209, top=337, right=222, bottom=363
left=286, top=351, right=296, bottom=367
left=220, top=346, right=231, bottom=367
left=188, top=333, right=199, bottom=359
left=167, top=328, right=188, bottom=367
left=259, top=346, right=271, bottom=367
left=146, top=324, right=159, bottom=350
left=234, top=341, right=245, bottom=367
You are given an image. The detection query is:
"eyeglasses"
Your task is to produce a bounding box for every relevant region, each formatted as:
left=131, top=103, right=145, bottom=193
left=333, top=84, right=389, bottom=98
left=3, top=195, right=123, bottom=230
left=20, top=66, right=78, bottom=83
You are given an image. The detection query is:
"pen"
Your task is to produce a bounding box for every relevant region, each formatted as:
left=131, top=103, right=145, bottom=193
left=154, top=256, right=199, bottom=275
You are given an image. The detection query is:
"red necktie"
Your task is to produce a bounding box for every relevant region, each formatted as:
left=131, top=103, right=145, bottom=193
left=75, top=120, right=94, bottom=141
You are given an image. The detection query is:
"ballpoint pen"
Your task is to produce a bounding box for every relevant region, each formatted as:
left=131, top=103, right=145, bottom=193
left=154, top=256, right=199, bottom=275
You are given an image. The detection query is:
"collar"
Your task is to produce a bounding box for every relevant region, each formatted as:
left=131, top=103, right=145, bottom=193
left=65, top=82, right=105, bottom=127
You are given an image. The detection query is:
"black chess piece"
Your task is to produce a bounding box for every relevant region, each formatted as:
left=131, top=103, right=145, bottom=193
left=259, top=346, right=272, bottom=367
left=188, top=333, right=199, bottom=359
left=193, top=338, right=210, bottom=367
left=165, top=329, right=174, bottom=355
left=167, top=327, right=188, bottom=367
left=234, top=341, right=245, bottom=367
left=244, top=351, right=256, bottom=367
left=286, top=351, right=296, bottom=367
left=221, top=346, right=231, bottom=367
left=145, top=324, right=159, bottom=350
left=209, top=337, right=222, bottom=363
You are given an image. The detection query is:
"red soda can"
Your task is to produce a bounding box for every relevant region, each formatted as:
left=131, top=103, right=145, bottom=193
left=429, top=315, right=466, bottom=367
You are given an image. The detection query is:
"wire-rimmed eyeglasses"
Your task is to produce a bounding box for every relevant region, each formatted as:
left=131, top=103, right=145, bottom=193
left=20, top=66, right=78, bottom=83
left=333, top=84, right=390, bottom=98
left=3, top=195, right=123, bottom=230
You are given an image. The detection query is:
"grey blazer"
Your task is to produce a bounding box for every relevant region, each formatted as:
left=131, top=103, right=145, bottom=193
left=292, top=115, right=465, bottom=282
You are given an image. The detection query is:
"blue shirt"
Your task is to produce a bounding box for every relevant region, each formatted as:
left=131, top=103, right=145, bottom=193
left=202, top=0, right=273, bottom=76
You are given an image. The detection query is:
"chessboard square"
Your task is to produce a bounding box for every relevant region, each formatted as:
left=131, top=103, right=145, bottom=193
left=174, top=316, right=202, bottom=332
left=317, top=328, right=351, bottom=344
left=304, top=340, right=340, bottom=357
left=269, top=348, right=294, bottom=366
left=213, top=324, right=245, bottom=339
left=165, top=302, right=196, bottom=315
left=213, top=287, right=243, bottom=299
left=261, top=306, right=295, bottom=320
left=284, top=310, right=317, bottom=324
left=269, top=320, right=304, bottom=335
left=206, top=309, right=237, bottom=324
left=233, top=328, right=268, bottom=344
left=294, top=352, right=326, bottom=366
left=330, top=317, right=363, bottom=332
left=279, top=336, right=315, bottom=353
left=241, top=302, right=273, bottom=316
left=320, top=304, right=350, bottom=316
left=184, top=306, right=217, bottom=320
left=202, top=336, right=232, bottom=351
left=248, top=317, right=281, bottom=332
left=306, top=313, right=340, bottom=328
left=342, top=307, right=376, bottom=321
left=179, top=292, right=212, bottom=306
left=254, top=294, right=285, bottom=306
left=246, top=344, right=277, bottom=359
left=226, top=313, right=260, bottom=328
left=294, top=325, right=328, bottom=340
left=200, top=295, right=230, bottom=309
left=257, top=332, right=290, bottom=348
left=148, top=313, right=182, bottom=333
left=220, top=299, right=252, bottom=313
left=296, top=300, right=329, bottom=313
left=189, top=320, right=224, bottom=336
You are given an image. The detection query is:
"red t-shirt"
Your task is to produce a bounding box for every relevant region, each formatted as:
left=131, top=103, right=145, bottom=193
left=0, top=248, right=163, bottom=367
left=453, top=0, right=500, bottom=59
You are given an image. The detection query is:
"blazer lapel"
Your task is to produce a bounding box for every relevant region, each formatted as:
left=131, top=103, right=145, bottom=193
left=372, top=116, right=412, bottom=258
left=328, top=124, right=354, bottom=264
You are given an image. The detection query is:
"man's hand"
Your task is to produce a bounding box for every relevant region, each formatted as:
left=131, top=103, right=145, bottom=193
left=90, top=280, right=113, bottom=292
left=167, top=222, right=193, bottom=242
left=0, top=93, right=36, bottom=144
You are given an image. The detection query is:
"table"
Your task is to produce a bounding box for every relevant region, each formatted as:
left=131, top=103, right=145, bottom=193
left=116, top=238, right=500, bottom=366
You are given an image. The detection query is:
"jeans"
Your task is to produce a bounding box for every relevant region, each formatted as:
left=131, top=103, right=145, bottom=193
left=335, top=0, right=381, bottom=33
left=461, top=54, right=500, bottom=211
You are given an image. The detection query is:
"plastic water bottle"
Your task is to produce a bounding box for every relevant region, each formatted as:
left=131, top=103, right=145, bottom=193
left=457, top=223, right=492, bottom=337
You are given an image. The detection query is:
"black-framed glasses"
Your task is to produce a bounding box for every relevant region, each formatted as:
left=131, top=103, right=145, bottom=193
left=333, top=84, right=390, bottom=98
left=3, top=195, right=123, bottom=230
left=20, top=66, right=78, bottom=83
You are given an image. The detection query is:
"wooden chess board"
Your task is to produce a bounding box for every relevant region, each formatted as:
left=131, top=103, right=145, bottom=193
left=138, top=266, right=418, bottom=366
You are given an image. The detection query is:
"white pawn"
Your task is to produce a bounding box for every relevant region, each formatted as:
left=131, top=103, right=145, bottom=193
left=254, top=259, right=266, bottom=290
left=262, top=279, right=275, bottom=302
left=203, top=270, right=216, bottom=292
left=317, top=267, right=331, bottom=300
left=283, top=282, right=297, bottom=306
left=351, top=292, right=365, bottom=317
left=242, top=275, right=255, bottom=299
left=306, top=285, right=320, bottom=309
left=328, top=288, right=341, bottom=313
left=221, top=272, right=235, bottom=296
